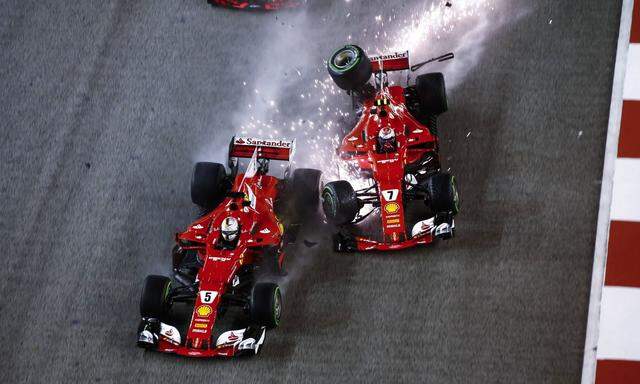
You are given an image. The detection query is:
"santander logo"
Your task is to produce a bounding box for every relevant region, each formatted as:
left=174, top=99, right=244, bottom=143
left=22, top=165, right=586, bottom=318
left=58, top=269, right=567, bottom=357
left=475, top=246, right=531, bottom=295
left=234, top=137, right=291, bottom=149
left=369, top=51, right=409, bottom=61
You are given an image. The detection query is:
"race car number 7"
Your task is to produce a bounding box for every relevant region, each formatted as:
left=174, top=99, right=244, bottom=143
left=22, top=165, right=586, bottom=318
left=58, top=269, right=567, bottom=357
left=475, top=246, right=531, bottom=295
left=382, top=189, right=399, bottom=201
left=199, top=291, right=218, bottom=304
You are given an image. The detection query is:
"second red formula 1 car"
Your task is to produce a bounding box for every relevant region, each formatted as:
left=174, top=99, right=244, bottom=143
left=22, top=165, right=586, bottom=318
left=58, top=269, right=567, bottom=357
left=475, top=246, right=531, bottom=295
left=208, top=0, right=302, bottom=10
left=322, top=45, right=460, bottom=252
left=137, top=137, right=321, bottom=357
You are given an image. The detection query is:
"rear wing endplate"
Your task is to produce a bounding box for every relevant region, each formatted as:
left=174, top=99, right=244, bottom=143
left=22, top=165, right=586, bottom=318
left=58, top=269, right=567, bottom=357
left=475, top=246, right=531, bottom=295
left=229, top=136, right=295, bottom=161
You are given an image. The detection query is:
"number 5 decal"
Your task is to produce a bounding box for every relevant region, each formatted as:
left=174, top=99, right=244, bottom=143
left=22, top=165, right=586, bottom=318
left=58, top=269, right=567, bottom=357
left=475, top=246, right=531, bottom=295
left=199, top=291, right=218, bottom=304
left=382, top=189, right=399, bottom=201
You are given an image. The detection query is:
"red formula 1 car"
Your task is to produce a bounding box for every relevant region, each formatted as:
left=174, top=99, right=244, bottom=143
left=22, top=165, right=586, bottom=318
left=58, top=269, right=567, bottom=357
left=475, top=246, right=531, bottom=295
left=208, top=0, right=302, bottom=10
left=137, top=137, right=321, bottom=357
left=321, top=45, right=460, bottom=252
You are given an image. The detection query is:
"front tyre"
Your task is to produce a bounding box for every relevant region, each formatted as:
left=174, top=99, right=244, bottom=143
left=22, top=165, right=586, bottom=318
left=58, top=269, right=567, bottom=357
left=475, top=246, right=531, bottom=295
left=424, top=173, right=460, bottom=214
left=322, top=180, right=359, bottom=225
left=140, top=275, right=172, bottom=318
left=328, top=45, right=372, bottom=92
left=250, top=283, right=282, bottom=329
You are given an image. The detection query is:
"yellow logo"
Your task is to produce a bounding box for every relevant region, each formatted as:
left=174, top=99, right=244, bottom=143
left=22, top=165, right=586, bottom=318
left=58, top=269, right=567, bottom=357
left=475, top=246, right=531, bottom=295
left=196, top=305, right=212, bottom=317
left=194, top=323, right=208, bottom=329
left=384, top=202, right=400, bottom=214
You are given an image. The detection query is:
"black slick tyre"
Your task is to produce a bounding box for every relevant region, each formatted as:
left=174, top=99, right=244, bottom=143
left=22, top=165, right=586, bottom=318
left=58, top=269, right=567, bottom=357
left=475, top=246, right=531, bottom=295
left=191, top=162, right=228, bottom=209
left=322, top=180, right=359, bottom=225
left=424, top=172, right=460, bottom=214
left=328, top=45, right=372, bottom=91
left=291, top=168, right=322, bottom=218
left=140, top=275, right=172, bottom=318
left=250, top=283, right=282, bottom=329
left=416, top=73, right=448, bottom=115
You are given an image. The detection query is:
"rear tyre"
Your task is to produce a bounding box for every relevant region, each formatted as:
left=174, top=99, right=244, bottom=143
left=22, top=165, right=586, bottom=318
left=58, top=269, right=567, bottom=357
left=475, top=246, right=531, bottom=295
left=424, top=173, right=460, bottom=214
left=416, top=73, right=448, bottom=115
left=322, top=180, right=359, bottom=225
left=328, top=45, right=372, bottom=91
left=140, top=275, right=172, bottom=318
left=191, top=162, right=228, bottom=209
left=291, top=168, right=322, bottom=218
left=250, top=283, right=282, bottom=329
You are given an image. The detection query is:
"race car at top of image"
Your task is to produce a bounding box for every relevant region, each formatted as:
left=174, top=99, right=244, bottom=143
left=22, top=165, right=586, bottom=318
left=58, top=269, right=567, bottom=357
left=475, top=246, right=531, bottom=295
left=137, top=137, right=322, bottom=357
left=208, top=0, right=303, bottom=10
left=321, top=45, right=461, bottom=252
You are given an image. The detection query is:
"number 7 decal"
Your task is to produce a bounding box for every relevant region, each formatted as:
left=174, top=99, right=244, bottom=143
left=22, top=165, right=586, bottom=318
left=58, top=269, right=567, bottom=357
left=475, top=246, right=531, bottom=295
left=382, top=189, right=399, bottom=201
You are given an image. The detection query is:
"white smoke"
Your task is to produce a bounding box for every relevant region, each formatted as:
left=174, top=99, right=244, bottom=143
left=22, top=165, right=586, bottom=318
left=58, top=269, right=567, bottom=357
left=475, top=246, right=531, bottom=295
left=363, top=0, right=527, bottom=90
left=197, top=0, right=523, bottom=177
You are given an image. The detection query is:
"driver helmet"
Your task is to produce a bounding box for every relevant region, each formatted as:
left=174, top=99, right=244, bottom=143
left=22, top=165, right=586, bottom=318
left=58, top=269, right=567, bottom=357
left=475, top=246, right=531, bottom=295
left=221, top=217, right=240, bottom=242
left=378, top=126, right=396, bottom=153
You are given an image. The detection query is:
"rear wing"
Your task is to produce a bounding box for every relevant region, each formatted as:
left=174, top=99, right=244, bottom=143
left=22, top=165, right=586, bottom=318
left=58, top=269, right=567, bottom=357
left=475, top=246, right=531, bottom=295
left=370, top=51, right=410, bottom=72
left=228, top=136, right=295, bottom=162
left=370, top=51, right=455, bottom=73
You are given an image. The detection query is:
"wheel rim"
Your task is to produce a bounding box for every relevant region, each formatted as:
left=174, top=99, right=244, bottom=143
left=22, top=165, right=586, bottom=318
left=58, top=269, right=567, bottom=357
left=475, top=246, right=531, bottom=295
left=163, top=281, right=171, bottom=302
left=330, top=46, right=360, bottom=72
left=322, top=190, right=337, bottom=218
left=161, top=281, right=172, bottom=312
left=451, top=176, right=460, bottom=214
left=273, top=287, right=282, bottom=326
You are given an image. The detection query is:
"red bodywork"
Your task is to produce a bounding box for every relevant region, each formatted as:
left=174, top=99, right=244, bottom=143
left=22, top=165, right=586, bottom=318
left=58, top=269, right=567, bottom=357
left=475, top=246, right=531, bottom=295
left=338, top=84, right=438, bottom=252
left=157, top=142, right=290, bottom=357
left=209, top=0, right=301, bottom=10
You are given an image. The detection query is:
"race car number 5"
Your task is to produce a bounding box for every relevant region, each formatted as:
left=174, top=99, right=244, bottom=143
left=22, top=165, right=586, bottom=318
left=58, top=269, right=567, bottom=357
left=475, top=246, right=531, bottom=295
left=382, top=189, right=399, bottom=201
left=199, top=291, right=218, bottom=304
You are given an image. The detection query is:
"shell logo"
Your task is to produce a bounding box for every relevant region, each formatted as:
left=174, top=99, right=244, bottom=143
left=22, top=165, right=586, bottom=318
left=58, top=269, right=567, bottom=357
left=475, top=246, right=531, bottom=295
left=384, top=202, right=400, bottom=214
left=196, top=305, right=213, bottom=317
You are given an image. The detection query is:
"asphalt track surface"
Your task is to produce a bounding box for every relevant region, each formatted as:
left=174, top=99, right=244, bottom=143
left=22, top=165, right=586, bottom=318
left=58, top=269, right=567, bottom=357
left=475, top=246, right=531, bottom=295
left=0, top=1, right=623, bottom=383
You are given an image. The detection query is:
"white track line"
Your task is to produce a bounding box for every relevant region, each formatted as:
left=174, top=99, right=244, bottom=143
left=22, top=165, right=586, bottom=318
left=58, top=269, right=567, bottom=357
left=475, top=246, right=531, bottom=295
left=581, top=0, right=635, bottom=383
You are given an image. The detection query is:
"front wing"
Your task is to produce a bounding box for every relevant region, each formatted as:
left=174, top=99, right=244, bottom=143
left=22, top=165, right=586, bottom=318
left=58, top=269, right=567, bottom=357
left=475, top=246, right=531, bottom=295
left=334, top=216, right=454, bottom=252
left=138, top=318, right=266, bottom=358
left=334, top=230, right=435, bottom=252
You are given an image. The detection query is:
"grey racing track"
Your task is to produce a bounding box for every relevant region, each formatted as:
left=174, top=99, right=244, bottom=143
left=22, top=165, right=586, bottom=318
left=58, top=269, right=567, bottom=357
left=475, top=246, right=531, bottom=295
left=0, top=1, right=622, bottom=383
